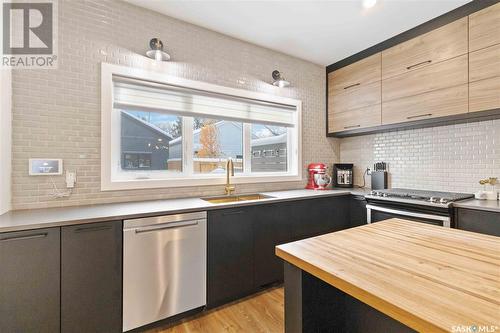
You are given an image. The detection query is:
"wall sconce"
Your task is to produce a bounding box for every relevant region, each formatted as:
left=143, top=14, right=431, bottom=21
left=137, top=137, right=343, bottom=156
left=272, top=70, right=290, bottom=88
left=146, top=38, right=170, bottom=61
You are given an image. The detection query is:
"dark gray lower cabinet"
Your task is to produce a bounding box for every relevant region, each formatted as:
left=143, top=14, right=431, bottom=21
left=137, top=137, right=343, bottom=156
left=455, top=208, right=500, bottom=236
left=253, top=202, right=293, bottom=288
left=0, top=228, right=60, bottom=333
left=61, top=221, right=122, bottom=333
left=290, top=196, right=350, bottom=241
left=208, top=196, right=351, bottom=308
left=208, top=208, right=255, bottom=308
left=350, top=195, right=367, bottom=227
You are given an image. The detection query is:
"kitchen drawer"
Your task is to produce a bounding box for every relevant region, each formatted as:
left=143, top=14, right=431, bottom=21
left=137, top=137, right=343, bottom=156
left=329, top=104, right=381, bottom=132
left=328, top=53, right=381, bottom=91
left=328, top=80, right=381, bottom=114
left=382, top=54, right=468, bottom=102
left=382, top=84, right=468, bottom=125
left=469, top=76, right=500, bottom=112
left=382, top=17, right=467, bottom=80
left=469, top=43, right=500, bottom=82
left=469, top=2, right=500, bottom=52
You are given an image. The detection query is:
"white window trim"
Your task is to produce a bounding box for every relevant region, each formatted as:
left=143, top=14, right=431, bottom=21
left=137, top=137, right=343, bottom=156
left=101, top=63, right=302, bottom=191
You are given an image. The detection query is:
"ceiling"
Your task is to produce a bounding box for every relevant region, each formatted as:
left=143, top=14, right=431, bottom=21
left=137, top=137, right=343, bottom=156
left=125, top=0, right=470, bottom=66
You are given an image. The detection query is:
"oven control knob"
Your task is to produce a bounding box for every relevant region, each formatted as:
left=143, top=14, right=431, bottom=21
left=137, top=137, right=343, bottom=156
left=370, top=190, right=377, bottom=195
left=440, top=198, right=448, bottom=204
left=429, top=197, right=438, bottom=203
left=383, top=193, right=388, bottom=197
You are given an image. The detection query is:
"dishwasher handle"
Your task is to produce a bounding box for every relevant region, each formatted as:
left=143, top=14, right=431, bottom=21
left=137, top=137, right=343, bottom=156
left=133, top=220, right=199, bottom=234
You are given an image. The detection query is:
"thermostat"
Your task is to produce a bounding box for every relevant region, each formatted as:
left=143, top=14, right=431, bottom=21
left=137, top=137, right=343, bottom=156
left=29, top=159, right=63, bottom=176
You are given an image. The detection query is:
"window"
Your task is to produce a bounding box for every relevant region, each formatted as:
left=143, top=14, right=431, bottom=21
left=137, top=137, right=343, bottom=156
left=101, top=63, right=302, bottom=190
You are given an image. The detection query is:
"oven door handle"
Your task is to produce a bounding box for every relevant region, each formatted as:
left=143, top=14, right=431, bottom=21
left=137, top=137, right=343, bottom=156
left=366, top=204, right=450, bottom=227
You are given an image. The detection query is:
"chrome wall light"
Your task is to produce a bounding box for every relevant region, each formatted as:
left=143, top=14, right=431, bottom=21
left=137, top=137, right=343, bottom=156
left=272, top=70, right=290, bottom=88
left=146, top=38, right=170, bottom=61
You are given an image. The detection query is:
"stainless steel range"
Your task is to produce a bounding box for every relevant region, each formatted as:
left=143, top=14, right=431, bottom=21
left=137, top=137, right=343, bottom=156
left=364, top=188, right=474, bottom=227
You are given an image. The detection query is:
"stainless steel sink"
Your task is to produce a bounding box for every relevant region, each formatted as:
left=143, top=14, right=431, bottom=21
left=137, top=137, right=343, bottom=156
left=201, top=193, right=274, bottom=204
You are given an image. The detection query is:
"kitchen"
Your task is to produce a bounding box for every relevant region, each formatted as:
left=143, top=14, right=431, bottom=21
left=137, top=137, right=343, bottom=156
left=0, top=0, right=499, bottom=332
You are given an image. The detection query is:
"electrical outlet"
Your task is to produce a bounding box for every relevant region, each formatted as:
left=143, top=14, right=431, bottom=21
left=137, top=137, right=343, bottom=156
left=366, top=167, right=372, bottom=176
left=66, top=171, right=76, bottom=188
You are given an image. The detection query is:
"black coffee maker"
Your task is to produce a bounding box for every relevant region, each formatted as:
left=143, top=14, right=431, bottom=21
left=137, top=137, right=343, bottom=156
left=333, top=164, right=354, bottom=188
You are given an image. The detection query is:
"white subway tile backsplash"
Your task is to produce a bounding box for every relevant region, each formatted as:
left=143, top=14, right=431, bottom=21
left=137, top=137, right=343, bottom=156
left=340, top=119, right=500, bottom=193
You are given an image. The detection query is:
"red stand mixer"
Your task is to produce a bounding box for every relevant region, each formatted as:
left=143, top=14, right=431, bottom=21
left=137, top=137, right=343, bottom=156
left=305, top=163, right=331, bottom=190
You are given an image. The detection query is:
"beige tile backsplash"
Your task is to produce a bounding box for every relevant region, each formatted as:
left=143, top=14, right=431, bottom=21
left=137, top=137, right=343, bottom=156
left=11, top=0, right=339, bottom=210
left=10, top=0, right=499, bottom=210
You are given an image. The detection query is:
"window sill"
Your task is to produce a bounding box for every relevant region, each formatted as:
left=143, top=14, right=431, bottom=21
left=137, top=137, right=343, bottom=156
left=101, top=173, right=302, bottom=191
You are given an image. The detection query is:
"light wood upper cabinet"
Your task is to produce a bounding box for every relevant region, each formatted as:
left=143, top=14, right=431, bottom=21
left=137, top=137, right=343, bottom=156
left=470, top=77, right=500, bottom=113
left=382, top=18, right=468, bottom=80
left=469, top=2, right=500, bottom=52
left=329, top=104, right=381, bottom=133
left=327, top=53, right=381, bottom=133
left=328, top=81, right=380, bottom=114
left=328, top=53, right=381, bottom=91
left=469, top=5, right=500, bottom=113
left=469, top=43, right=500, bottom=82
left=327, top=3, right=500, bottom=136
left=382, top=54, right=468, bottom=102
left=382, top=84, right=468, bottom=125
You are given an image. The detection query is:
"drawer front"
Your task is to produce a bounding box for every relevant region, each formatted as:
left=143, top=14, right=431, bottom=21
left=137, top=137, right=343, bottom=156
left=469, top=76, right=500, bottom=112
left=329, top=104, right=381, bottom=132
left=469, top=2, right=500, bottom=52
left=469, top=43, right=500, bottom=82
left=382, top=84, right=468, bottom=125
left=382, top=17, right=467, bottom=80
left=328, top=53, right=381, bottom=91
left=329, top=81, right=381, bottom=114
left=382, top=54, right=468, bottom=102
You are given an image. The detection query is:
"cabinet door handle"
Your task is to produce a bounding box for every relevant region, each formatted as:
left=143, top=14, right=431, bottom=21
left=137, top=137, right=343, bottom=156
left=406, top=60, right=432, bottom=70
left=75, top=225, right=112, bottom=233
left=344, top=124, right=361, bottom=129
left=135, top=220, right=199, bottom=234
left=221, top=210, right=244, bottom=216
left=343, top=83, right=361, bottom=90
left=407, top=113, right=432, bottom=120
left=0, top=232, right=48, bottom=242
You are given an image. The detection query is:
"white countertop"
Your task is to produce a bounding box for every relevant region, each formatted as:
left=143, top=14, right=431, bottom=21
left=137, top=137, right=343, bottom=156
left=0, top=189, right=359, bottom=233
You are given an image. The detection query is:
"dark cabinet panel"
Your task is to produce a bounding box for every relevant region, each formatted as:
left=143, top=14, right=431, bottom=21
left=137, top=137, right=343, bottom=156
left=290, top=196, right=350, bottom=241
left=350, top=195, right=368, bottom=228
left=208, top=208, right=255, bottom=308
left=0, top=228, right=60, bottom=333
left=61, top=221, right=122, bottom=333
left=253, top=202, right=293, bottom=287
left=456, top=208, right=500, bottom=236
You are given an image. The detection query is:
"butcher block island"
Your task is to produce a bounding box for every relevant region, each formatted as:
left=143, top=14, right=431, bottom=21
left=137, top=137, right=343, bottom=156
left=276, top=219, right=500, bottom=333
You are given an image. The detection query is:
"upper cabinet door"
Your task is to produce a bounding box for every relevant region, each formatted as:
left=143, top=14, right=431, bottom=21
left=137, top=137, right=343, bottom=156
left=469, top=2, right=500, bottom=52
left=382, top=17, right=468, bottom=80
left=328, top=53, right=381, bottom=92
left=382, top=54, right=468, bottom=102
left=469, top=43, right=500, bottom=82
left=327, top=53, right=381, bottom=133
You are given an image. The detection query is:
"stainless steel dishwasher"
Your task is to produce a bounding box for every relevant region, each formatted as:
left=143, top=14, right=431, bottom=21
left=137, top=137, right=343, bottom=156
left=123, top=211, right=207, bottom=332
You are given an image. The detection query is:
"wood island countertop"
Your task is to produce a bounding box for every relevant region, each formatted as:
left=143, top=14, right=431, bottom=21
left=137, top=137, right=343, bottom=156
left=276, top=218, right=500, bottom=333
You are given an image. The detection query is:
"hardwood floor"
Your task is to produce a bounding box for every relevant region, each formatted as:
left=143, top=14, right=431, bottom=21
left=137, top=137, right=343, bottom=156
left=146, top=287, right=284, bottom=333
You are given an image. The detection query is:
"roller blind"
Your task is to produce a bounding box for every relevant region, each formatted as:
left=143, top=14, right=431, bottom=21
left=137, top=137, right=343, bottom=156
left=113, top=76, right=296, bottom=127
